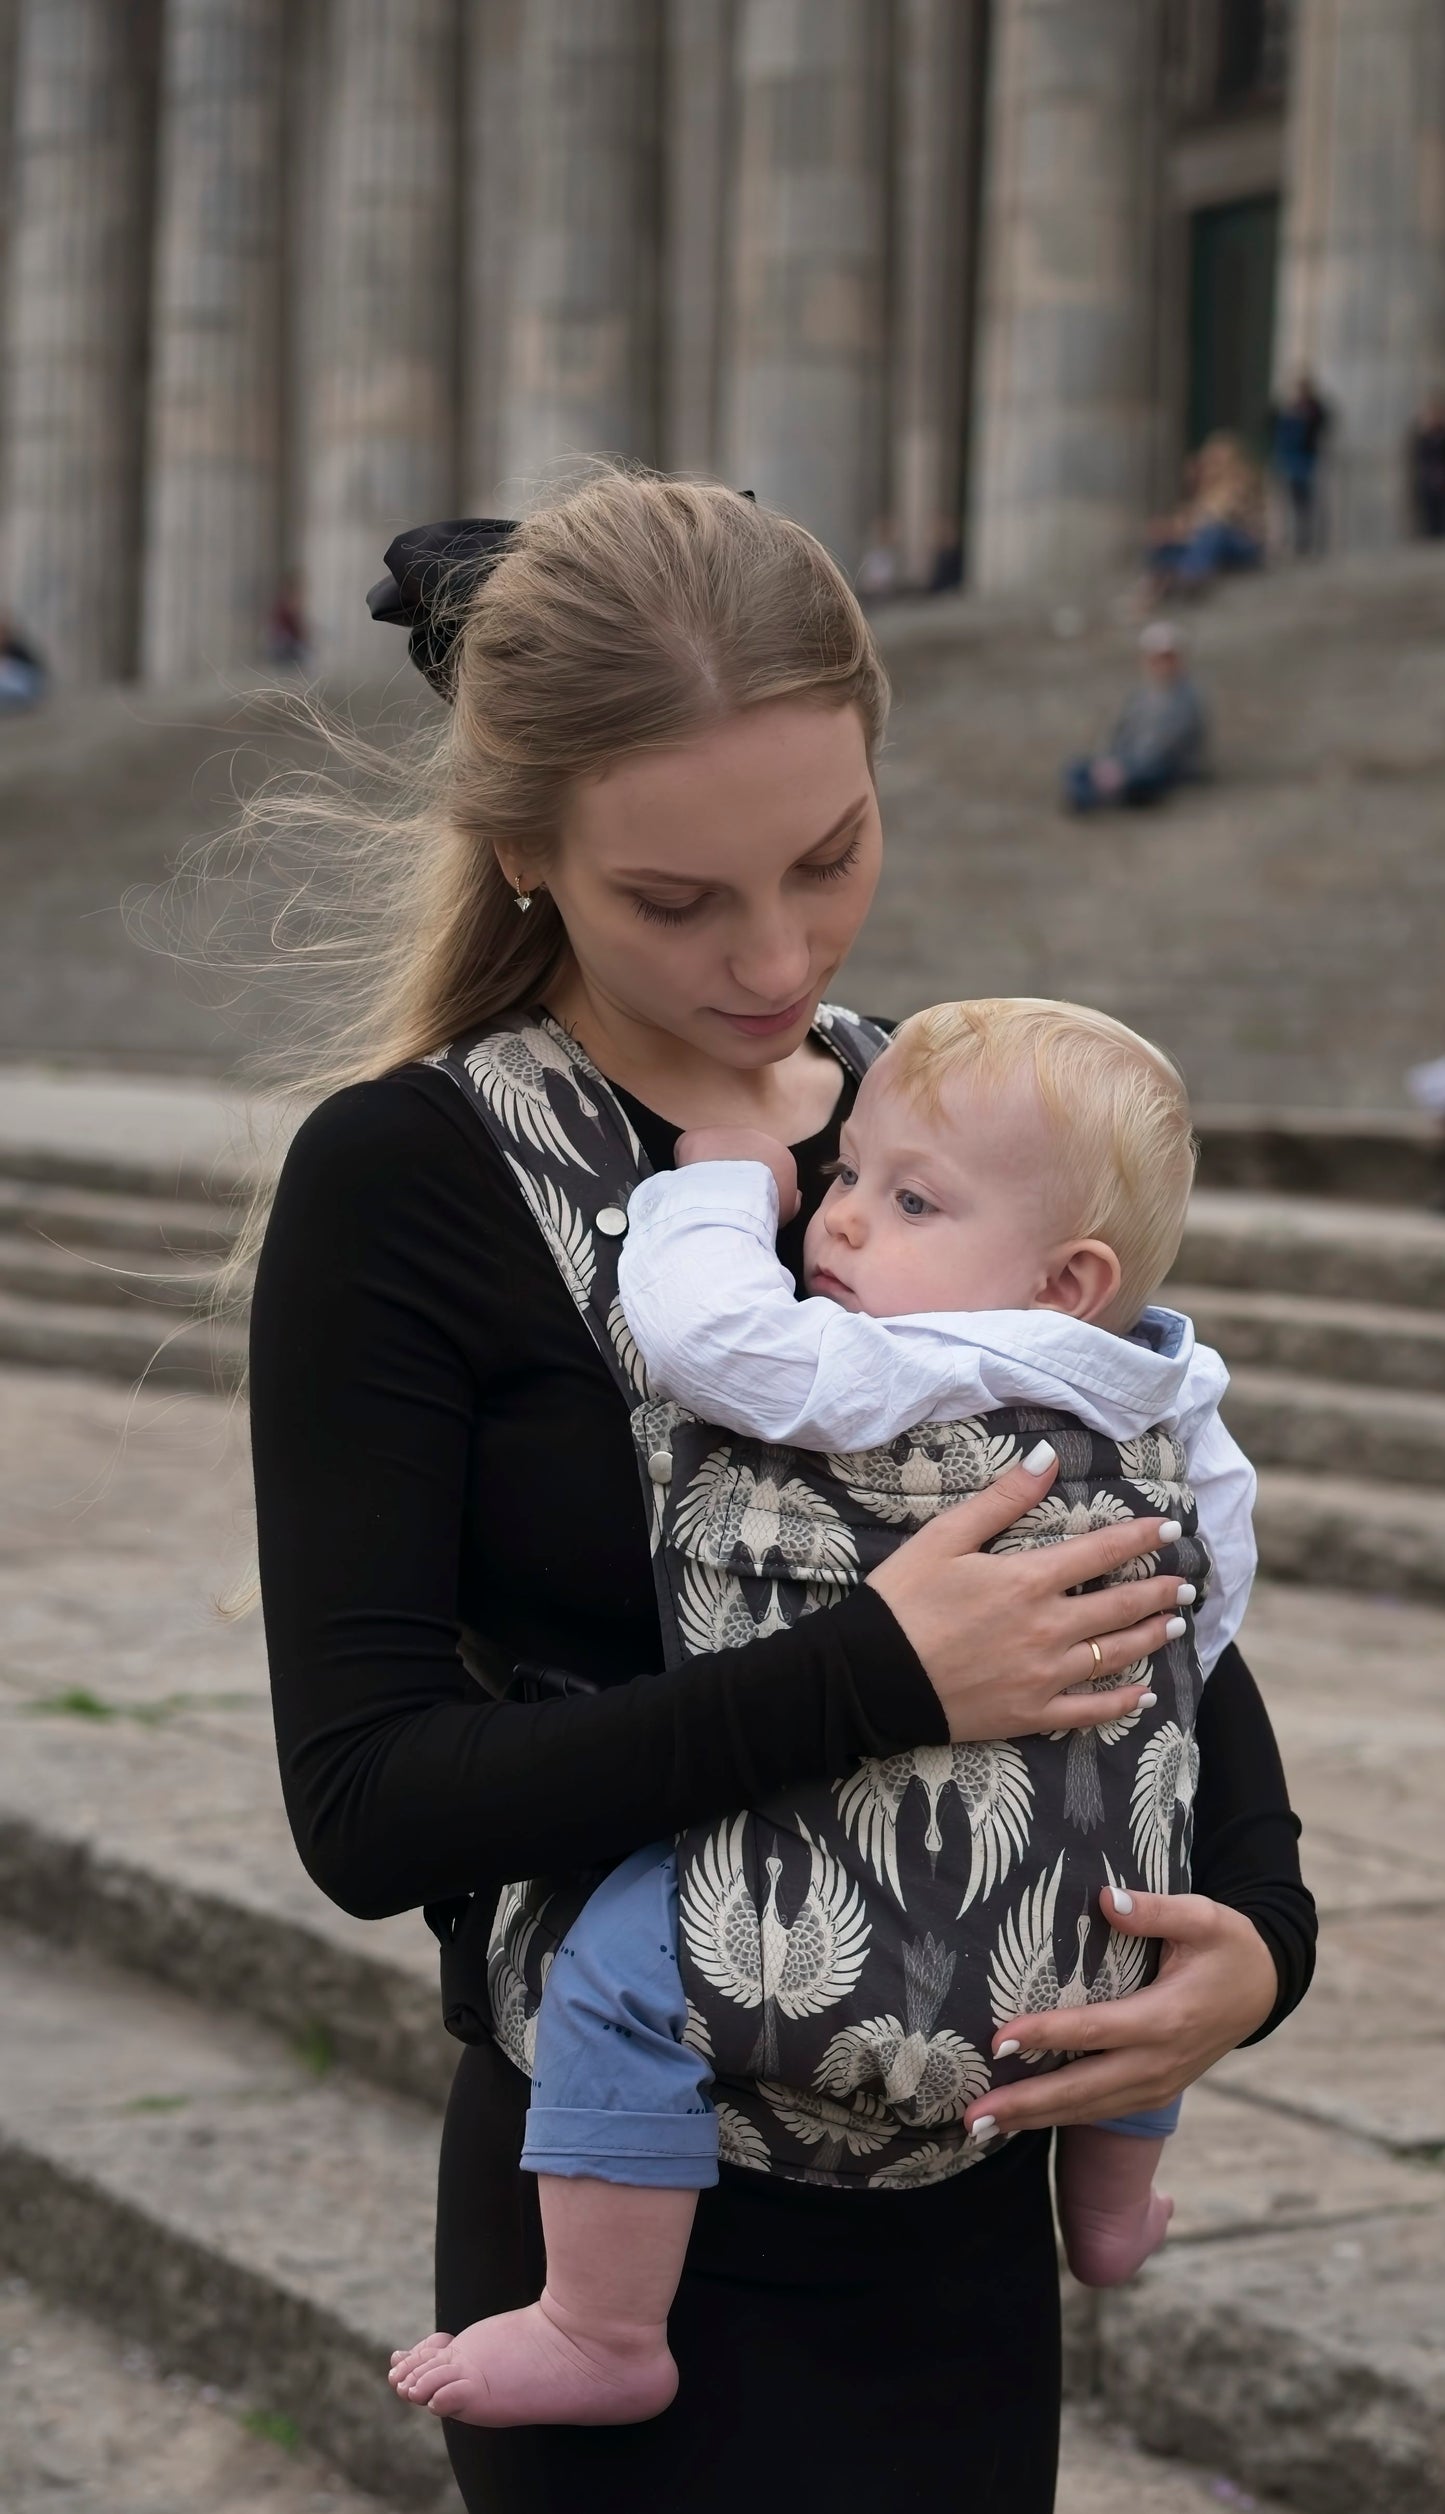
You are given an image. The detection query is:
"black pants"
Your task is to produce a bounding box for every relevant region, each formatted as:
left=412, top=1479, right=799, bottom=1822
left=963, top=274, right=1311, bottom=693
left=435, top=2035, right=1063, bottom=2512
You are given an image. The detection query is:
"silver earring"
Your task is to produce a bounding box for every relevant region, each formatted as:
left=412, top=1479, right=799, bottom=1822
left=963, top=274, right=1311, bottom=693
left=513, top=880, right=534, bottom=914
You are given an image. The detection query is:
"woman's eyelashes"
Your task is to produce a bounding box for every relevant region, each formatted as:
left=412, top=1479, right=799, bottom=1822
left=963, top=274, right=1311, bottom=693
left=628, top=837, right=863, bottom=926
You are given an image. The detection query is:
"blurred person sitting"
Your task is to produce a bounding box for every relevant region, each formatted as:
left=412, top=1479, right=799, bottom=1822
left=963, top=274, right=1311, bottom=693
left=1268, top=372, right=1331, bottom=556
left=266, top=568, right=308, bottom=666
left=0, top=612, right=46, bottom=712
left=1144, top=433, right=1266, bottom=600
left=1409, top=394, right=1445, bottom=540
left=1063, top=621, right=1208, bottom=815
left=927, top=511, right=963, bottom=594
left=855, top=518, right=900, bottom=604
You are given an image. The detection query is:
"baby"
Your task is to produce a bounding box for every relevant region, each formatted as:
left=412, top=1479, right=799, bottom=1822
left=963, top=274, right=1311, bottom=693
left=391, top=997, right=1256, bottom=2429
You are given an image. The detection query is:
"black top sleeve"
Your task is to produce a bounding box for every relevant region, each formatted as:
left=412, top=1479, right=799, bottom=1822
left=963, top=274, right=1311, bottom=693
left=250, top=1072, right=946, bottom=1921
left=1191, top=1642, right=1317, bottom=2039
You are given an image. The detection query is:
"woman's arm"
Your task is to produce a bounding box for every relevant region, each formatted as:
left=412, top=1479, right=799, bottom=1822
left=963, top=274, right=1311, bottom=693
left=1191, top=1642, right=1316, bottom=2038
left=250, top=1078, right=948, bottom=1921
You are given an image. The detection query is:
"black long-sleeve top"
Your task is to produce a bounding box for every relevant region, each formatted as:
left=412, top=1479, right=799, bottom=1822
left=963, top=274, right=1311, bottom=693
left=251, top=1059, right=1316, bottom=2039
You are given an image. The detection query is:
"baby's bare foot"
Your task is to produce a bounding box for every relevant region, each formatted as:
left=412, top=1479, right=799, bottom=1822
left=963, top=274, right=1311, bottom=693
left=1063, top=2186, right=1174, bottom=2288
left=391, top=2293, right=678, bottom=2429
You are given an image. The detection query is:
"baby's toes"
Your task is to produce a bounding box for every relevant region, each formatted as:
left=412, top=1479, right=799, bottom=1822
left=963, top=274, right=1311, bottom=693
left=423, top=2375, right=476, bottom=2422
left=390, top=2330, right=453, bottom=2381
left=405, top=2354, right=460, bottom=2407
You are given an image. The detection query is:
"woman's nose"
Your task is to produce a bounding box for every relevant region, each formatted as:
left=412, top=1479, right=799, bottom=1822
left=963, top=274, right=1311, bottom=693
left=727, top=914, right=811, bottom=1007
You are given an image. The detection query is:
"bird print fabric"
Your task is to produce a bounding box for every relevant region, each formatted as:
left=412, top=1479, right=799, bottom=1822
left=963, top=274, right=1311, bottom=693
left=429, top=1007, right=1212, bottom=2192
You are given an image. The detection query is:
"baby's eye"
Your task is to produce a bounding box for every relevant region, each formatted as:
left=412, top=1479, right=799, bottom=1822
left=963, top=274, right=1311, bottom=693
left=826, top=1161, right=859, bottom=1190
left=896, top=1189, right=934, bottom=1219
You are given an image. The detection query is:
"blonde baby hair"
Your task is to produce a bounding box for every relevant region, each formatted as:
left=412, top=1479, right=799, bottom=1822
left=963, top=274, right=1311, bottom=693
left=883, top=997, right=1197, bottom=1327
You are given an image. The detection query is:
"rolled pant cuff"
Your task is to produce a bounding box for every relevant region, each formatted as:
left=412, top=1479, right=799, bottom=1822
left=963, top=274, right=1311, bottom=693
left=522, top=2105, right=719, bottom=2190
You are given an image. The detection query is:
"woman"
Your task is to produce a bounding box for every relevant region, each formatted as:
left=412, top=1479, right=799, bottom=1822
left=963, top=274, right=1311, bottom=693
left=250, top=476, right=1314, bottom=2512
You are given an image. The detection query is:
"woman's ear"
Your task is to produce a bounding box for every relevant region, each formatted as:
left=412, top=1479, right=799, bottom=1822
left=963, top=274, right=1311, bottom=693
left=1035, top=1240, right=1122, bottom=1325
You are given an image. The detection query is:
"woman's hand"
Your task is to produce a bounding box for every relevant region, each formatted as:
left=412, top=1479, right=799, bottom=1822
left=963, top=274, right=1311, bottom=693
left=963, top=1885, right=1280, bottom=2140
left=866, top=1446, right=1194, bottom=1742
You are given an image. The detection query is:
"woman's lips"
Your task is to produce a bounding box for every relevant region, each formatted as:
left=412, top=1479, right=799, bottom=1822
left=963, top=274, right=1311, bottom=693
left=713, top=996, right=811, bottom=1038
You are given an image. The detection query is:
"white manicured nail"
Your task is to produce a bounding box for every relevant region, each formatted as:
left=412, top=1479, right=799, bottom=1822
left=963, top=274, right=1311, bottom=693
left=971, top=2114, right=999, bottom=2142
left=1023, top=1440, right=1056, bottom=1474
left=995, top=2039, right=1022, bottom=2059
left=1165, top=1614, right=1187, bottom=1640
left=1138, top=1690, right=1158, bottom=1708
left=1110, top=1887, right=1135, bottom=1914
left=1157, top=1519, right=1182, bottom=1543
left=1175, top=1582, right=1197, bottom=1605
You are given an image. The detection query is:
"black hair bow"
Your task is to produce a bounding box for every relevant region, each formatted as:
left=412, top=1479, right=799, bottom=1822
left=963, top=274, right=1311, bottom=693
left=366, top=517, right=518, bottom=700
left=368, top=494, right=757, bottom=702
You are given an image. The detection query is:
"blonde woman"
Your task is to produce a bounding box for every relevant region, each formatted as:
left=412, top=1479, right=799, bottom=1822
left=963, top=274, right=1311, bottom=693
left=250, top=476, right=1314, bottom=2512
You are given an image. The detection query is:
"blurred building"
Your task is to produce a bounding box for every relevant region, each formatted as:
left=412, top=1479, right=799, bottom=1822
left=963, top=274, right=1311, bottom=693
left=0, top=0, right=1442, bottom=683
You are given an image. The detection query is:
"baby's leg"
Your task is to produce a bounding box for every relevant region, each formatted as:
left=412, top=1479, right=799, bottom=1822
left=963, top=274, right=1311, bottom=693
left=391, top=1843, right=716, bottom=2428
left=1055, top=2101, right=1179, bottom=2288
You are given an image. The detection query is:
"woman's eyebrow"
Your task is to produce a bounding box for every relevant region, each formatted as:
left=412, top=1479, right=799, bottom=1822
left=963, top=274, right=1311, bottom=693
left=613, top=796, right=870, bottom=885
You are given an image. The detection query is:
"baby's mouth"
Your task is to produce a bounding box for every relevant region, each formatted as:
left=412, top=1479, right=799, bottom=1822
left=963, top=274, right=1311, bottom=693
left=809, top=1264, right=853, bottom=1303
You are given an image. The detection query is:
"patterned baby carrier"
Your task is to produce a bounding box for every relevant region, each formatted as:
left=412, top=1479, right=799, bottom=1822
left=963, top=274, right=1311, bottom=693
left=430, top=1006, right=1211, bottom=2191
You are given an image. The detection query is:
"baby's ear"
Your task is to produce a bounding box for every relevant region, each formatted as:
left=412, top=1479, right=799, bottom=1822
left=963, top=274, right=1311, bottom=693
left=1036, top=1240, right=1121, bottom=1325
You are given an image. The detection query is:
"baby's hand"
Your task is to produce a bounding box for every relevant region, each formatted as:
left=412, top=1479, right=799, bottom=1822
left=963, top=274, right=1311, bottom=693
left=675, top=1126, right=801, bottom=1223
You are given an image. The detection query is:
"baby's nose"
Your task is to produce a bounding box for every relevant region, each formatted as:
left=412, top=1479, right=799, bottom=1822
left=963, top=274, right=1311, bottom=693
left=827, top=1193, right=865, bottom=1246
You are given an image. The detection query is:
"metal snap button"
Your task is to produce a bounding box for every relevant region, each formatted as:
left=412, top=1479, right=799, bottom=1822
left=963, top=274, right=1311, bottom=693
left=647, top=1450, right=673, bottom=1483
left=595, top=1205, right=628, bottom=1237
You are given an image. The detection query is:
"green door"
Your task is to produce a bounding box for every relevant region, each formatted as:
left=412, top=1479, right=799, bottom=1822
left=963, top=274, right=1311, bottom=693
left=1187, top=194, right=1280, bottom=454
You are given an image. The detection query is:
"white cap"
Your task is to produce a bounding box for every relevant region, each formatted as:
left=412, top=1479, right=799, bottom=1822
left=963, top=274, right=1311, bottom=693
left=1139, top=619, right=1185, bottom=656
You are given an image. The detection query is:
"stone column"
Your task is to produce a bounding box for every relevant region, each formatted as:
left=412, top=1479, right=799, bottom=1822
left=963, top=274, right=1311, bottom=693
left=307, top=0, right=459, bottom=677
left=1, top=0, right=157, bottom=683
left=502, top=0, right=662, bottom=483
left=459, top=0, right=524, bottom=511
left=891, top=0, right=985, bottom=587
left=970, top=0, right=1163, bottom=595
left=722, top=0, right=890, bottom=568
left=142, top=0, right=285, bottom=681
left=1275, top=0, right=1445, bottom=550
left=661, top=0, right=735, bottom=477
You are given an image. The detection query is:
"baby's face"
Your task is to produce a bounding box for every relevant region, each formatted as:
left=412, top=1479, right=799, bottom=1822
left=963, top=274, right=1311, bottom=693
left=803, top=1059, right=1069, bottom=1318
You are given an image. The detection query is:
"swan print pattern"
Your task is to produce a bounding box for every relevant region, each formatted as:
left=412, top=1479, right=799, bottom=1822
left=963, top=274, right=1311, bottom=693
left=431, top=1008, right=1211, bottom=2190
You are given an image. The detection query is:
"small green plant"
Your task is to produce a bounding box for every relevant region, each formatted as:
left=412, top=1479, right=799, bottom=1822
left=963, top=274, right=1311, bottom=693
left=27, top=1686, right=116, bottom=1720
left=240, top=2407, right=302, bottom=2453
left=124, top=2092, right=191, bottom=2114
left=293, top=2020, right=335, bottom=2079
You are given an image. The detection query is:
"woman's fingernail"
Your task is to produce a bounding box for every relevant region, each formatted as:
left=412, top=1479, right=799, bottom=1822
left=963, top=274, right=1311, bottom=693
left=1157, top=1519, right=1182, bottom=1543
left=1023, top=1440, right=1056, bottom=1474
left=995, top=2038, right=1022, bottom=2059
left=1138, top=1690, right=1158, bottom=1707
left=1165, top=1614, right=1187, bottom=1640
left=1175, top=1582, right=1197, bottom=1605
left=1110, top=1887, right=1135, bottom=1914
left=971, top=2114, right=999, bottom=2142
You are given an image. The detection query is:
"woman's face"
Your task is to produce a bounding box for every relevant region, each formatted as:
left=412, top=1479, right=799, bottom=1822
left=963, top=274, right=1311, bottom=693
left=538, top=699, right=882, bottom=1068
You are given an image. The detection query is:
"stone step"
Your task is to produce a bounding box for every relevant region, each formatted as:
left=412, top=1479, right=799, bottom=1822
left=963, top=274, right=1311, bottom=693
left=1173, top=1190, right=1445, bottom=1309
left=0, top=1169, right=239, bottom=1255
left=1226, top=1368, right=1445, bottom=1488
left=0, top=1288, right=245, bottom=1388
left=1178, top=1283, right=1445, bottom=1396
left=0, top=1227, right=226, bottom=1312
left=0, top=1924, right=450, bottom=2509
left=1253, top=1466, right=1445, bottom=1600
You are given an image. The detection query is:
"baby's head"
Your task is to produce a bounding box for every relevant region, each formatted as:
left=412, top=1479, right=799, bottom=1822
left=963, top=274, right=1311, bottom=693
left=803, top=997, right=1196, bottom=1332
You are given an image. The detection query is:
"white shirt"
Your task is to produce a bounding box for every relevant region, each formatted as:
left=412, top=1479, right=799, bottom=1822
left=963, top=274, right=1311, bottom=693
left=618, top=1161, right=1257, bottom=1674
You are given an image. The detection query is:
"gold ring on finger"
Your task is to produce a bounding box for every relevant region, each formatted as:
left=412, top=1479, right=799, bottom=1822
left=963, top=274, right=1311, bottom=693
left=1089, top=1640, right=1103, bottom=1672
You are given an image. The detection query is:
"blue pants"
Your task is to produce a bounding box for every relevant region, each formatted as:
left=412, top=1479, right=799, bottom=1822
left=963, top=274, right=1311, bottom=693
left=520, top=1841, right=1179, bottom=2187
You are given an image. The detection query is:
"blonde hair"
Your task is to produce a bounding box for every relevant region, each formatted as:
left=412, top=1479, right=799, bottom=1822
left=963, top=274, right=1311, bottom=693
left=883, top=997, right=1197, bottom=1326
left=212, top=466, right=889, bottom=1297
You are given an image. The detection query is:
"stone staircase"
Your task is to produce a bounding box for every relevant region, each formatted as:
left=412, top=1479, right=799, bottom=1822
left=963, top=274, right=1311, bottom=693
left=0, top=1146, right=246, bottom=1392
left=1170, top=1189, right=1445, bottom=1600
left=1, top=1138, right=1441, bottom=1600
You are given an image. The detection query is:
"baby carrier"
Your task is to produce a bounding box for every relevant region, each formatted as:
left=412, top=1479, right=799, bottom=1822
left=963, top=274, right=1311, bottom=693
left=431, top=1007, right=1210, bottom=2190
